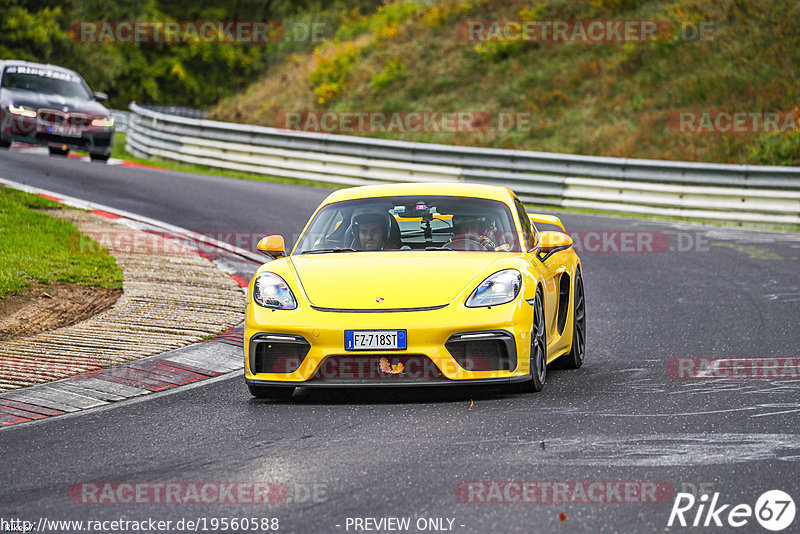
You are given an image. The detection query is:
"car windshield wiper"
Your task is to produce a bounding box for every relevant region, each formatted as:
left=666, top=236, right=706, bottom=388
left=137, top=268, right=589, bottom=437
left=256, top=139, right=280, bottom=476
left=300, top=247, right=359, bottom=254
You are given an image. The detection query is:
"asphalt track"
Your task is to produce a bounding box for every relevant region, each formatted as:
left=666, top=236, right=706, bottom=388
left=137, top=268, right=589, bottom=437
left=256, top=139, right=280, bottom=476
left=1, top=149, right=799, bottom=534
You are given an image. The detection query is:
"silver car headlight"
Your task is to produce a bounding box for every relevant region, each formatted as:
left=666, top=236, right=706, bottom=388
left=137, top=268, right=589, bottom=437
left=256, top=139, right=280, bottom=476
left=91, top=116, right=114, bottom=128
left=8, top=104, right=37, bottom=118
left=466, top=269, right=522, bottom=307
left=253, top=273, right=297, bottom=310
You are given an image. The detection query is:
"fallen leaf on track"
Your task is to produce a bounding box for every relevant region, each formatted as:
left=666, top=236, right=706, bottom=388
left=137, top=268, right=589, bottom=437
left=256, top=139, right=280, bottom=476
left=378, top=357, right=405, bottom=374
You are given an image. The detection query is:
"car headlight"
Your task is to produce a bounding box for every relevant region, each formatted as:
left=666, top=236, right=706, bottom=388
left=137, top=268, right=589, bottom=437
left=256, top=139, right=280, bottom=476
left=253, top=272, right=297, bottom=310
left=8, top=104, right=37, bottom=118
left=91, top=117, right=114, bottom=128
left=465, top=269, right=522, bottom=308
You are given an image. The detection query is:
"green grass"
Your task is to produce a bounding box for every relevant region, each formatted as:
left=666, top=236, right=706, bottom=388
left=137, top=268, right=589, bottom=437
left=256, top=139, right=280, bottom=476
left=111, top=133, right=338, bottom=190
left=0, top=187, right=123, bottom=296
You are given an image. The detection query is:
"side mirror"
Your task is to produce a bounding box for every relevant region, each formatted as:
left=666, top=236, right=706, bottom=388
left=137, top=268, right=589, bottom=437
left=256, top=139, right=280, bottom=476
left=529, top=214, right=565, bottom=232
left=93, top=92, right=108, bottom=103
left=257, top=235, right=286, bottom=258
left=537, top=231, right=572, bottom=261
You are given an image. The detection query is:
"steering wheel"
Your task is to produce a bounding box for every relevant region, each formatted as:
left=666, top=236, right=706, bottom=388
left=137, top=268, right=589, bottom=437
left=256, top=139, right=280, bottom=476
left=448, top=235, right=494, bottom=251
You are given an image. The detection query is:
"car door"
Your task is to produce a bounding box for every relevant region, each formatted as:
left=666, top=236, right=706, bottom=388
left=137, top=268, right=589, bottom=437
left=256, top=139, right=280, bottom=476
left=513, top=196, right=560, bottom=343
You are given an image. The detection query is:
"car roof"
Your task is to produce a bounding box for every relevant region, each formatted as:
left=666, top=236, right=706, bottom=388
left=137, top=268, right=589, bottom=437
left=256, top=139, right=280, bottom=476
left=321, top=182, right=516, bottom=205
left=0, top=60, right=79, bottom=76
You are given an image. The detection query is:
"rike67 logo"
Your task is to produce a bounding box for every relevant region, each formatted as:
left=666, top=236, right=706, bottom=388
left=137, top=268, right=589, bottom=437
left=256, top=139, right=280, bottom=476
left=668, top=490, right=795, bottom=531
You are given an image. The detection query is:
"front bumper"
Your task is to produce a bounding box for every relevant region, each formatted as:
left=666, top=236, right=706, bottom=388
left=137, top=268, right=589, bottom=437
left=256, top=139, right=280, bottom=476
left=244, top=375, right=530, bottom=388
left=244, top=297, right=534, bottom=386
left=1, top=112, right=114, bottom=155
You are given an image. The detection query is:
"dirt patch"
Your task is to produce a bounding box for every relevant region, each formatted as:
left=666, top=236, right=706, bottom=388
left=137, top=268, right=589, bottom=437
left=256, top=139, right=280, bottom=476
left=0, top=283, right=122, bottom=341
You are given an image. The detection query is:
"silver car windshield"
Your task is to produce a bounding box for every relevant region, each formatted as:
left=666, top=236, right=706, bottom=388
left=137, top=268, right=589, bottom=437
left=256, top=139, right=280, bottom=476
left=2, top=67, right=92, bottom=100
left=294, top=196, right=521, bottom=254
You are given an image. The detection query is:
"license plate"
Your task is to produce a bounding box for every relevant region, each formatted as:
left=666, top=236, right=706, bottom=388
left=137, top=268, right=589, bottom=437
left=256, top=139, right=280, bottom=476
left=49, top=124, right=82, bottom=137
left=345, top=330, right=406, bottom=351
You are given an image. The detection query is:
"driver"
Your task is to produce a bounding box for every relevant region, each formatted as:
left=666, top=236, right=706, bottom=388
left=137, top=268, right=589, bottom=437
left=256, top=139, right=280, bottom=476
left=451, top=214, right=496, bottom=250
left=353, top=212, right=391, bottom=251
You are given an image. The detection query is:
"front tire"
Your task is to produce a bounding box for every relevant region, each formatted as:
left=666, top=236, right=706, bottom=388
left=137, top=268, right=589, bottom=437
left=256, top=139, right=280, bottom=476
left=0, top=112, right=10, bottom=148
left=247, top=383, right=295, bottom=399
left=553, top=271, right=585, bottom=369
left=517, top=288, right=547, bottom=393
left=90, top=153, right=110, bottom=163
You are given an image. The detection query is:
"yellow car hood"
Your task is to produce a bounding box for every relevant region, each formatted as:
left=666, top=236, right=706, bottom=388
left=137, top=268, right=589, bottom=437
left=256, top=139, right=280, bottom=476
left=289, top=252, right=498, bottom=309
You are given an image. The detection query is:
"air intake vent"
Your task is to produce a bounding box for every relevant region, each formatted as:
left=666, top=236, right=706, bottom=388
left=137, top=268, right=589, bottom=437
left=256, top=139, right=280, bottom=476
left=445, top=331, right=516, bottom=371
left=249, top=334, right=309, bottom=374
left=557, top=273, right=571, bottom=335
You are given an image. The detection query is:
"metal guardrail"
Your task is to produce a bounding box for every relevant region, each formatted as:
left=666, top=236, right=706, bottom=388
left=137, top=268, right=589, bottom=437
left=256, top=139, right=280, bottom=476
left=137, top=105, right=208, bottom=119
left=127, top=102, right=800, bottom=226
left=109, top=110, right=130, bottom=133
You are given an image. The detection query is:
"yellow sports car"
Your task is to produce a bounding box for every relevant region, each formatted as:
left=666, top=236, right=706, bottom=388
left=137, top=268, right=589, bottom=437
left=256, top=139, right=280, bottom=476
left=244, top=183, right=584, bottom=398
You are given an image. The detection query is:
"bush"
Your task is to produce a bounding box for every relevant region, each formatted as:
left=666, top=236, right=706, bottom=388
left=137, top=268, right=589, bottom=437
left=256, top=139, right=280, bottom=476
left=310, top=43, right=363, bottom=104
left=371, top=57, right=407, bottom=92
left=335, top=1, right=421, bottom=41
left=748, top=131, right=800, bottom=166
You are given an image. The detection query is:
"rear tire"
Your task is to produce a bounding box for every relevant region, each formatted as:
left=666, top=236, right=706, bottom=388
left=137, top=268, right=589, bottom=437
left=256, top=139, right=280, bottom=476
left=0, top=137, right=10, bottom=149
left=247, top=384, right=295, bottom=399
left=517, top=288, right=547, bottom=393
left=90, top=153, right=110, bottom=163
left=48, top=146, right=69, bottom=157
left=552, top=270, right=585, bottom=369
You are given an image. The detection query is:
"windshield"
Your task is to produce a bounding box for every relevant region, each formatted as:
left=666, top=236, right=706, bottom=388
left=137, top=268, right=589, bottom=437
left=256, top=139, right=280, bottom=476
left=294, top=195, right=521, bottom=254
left=1, top=66, right=92, bottom=100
